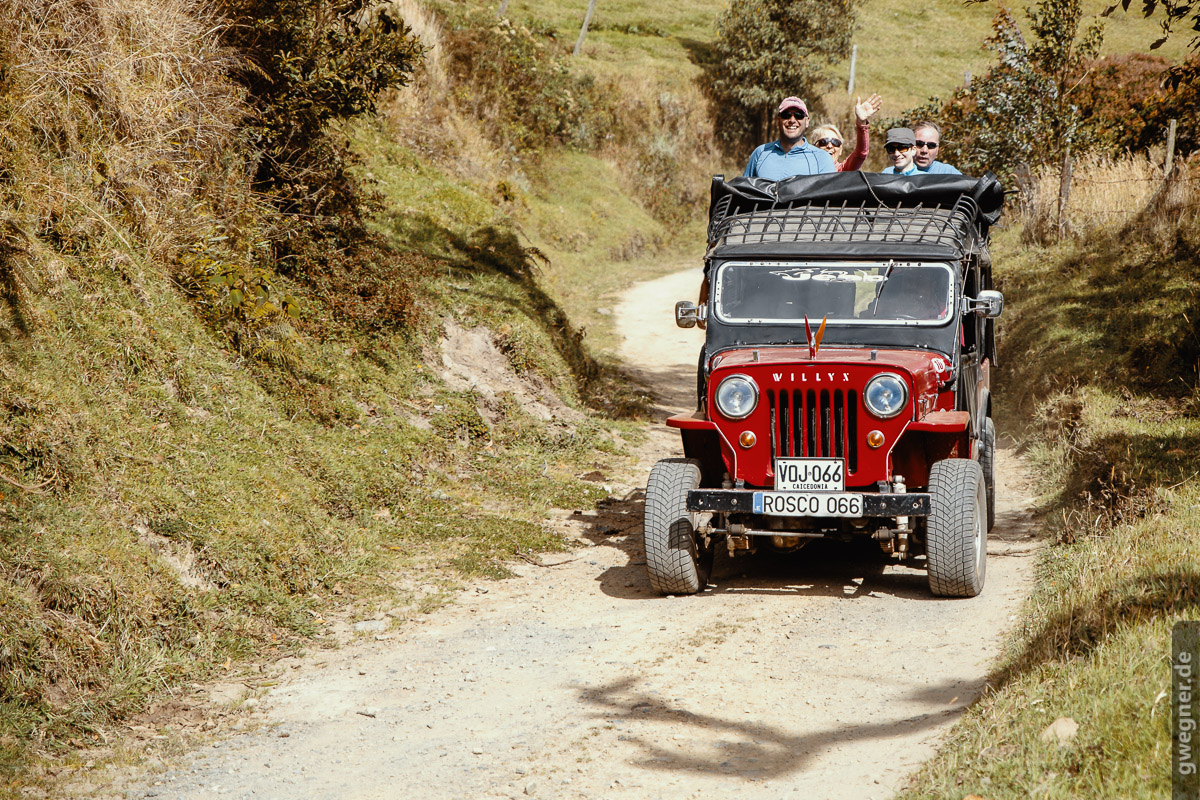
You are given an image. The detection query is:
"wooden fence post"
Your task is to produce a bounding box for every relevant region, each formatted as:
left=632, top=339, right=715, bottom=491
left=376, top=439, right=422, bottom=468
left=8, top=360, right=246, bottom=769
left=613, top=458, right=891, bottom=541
left=573, top=0, right=598, bottom=56
left=1166, top=118, right=1178, bottom=178
left=847, top=45, right=857, bottom=96
left=1057, top=146, right=1073, bottom=240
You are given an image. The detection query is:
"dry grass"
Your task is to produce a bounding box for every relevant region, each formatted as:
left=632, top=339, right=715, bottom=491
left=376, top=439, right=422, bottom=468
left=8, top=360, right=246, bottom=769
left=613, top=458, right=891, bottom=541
left=0, top=0, right=643, bottom=788
left=1012, top=151, right=1199, bottom=246
left=1, top=0, right=253, bottom=265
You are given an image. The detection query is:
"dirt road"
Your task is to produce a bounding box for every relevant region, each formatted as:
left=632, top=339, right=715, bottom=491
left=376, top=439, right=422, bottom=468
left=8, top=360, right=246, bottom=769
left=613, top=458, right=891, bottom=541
left=112, top=270, right=1039, bottom=800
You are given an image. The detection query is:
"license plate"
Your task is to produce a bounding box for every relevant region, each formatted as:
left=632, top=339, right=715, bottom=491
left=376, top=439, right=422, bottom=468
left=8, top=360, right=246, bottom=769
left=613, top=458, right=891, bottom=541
left=753, top=492, right=863, bottom=517
left=773, top=457, right=845, bottom=491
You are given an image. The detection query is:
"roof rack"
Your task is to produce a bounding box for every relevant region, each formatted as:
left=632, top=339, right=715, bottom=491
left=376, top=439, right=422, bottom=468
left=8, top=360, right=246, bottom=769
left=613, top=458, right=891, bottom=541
left=704, top=172, right=1004, bottom=260
left=707, top=195, right=981, bottom=258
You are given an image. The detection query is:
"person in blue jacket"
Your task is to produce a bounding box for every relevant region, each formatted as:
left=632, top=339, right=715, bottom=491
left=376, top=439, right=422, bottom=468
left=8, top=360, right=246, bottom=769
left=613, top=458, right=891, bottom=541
left=912, top=121, right=962, bottom=174
left=742, top=97, right=836, bottom=180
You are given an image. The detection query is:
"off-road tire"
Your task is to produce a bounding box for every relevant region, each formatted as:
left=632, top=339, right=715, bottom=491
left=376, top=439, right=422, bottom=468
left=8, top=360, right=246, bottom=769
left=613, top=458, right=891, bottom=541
left=980, top=416, right=996, bottom=532
left=926, top=459, right=987, bottom=597
left=644, top=458, right=707, bottom=595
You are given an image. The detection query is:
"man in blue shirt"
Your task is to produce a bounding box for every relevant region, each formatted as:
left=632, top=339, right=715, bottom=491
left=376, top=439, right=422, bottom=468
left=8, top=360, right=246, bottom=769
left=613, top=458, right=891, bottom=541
left=743, top=97, right=836, bottom=179
left=881, top=128, right=919, bottom=175
left=912, top=121, right=962, bottom=174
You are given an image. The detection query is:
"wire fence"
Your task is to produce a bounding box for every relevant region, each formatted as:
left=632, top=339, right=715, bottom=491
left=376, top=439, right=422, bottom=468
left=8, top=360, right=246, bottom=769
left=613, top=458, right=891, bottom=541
left=1007, top=126, right=1197, bottom=243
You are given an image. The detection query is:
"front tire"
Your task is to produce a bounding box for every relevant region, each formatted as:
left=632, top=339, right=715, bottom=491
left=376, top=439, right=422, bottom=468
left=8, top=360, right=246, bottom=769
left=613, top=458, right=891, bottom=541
left=926, top=459, right=987, bottom=597
left=644, top=458, right=708, bottom=594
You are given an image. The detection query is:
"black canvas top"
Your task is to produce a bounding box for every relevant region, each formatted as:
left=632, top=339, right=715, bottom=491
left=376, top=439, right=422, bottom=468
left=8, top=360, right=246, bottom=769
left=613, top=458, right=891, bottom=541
left=706, top=172, right=1004, bottom=260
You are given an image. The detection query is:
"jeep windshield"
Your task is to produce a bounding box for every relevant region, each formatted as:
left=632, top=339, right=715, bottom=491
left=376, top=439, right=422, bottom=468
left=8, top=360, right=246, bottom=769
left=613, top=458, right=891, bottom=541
left=713, top=261, right=954, bottom=326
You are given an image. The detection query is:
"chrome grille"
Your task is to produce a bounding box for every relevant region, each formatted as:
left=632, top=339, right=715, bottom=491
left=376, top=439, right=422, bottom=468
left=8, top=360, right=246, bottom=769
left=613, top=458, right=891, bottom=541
left=767, top=389, right=859, bottom=475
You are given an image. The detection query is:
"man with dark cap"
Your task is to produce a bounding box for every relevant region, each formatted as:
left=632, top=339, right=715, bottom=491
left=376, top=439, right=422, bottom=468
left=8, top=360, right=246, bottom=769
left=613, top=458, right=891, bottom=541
left=880, top=127, right=919, bottom=176
left=742, top=97, right=836, bottom=180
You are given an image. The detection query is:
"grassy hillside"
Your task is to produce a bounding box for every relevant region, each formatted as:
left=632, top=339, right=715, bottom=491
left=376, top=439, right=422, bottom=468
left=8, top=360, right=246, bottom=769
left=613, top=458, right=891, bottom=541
left=897, top=158, right=1200, bottom=799
left=0, top=0, right=1196, bottom=794
left=489, top=0, right=1189, bottom=132
left=0, top=0, right=650, bottom=790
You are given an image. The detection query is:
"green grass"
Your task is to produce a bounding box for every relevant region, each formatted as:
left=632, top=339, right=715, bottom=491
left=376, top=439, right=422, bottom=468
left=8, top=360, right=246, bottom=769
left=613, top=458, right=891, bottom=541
left=0, top=106, right=656, bottom=798
left=518, top=150, right=707, bottom=352
left=899, top=394, right=1200, bottom=799
left=490, top=0, right=1191, bottom=125
left=835, top=0, right=1192, bottom=113
left=897, top=166, right=1200, bottom=798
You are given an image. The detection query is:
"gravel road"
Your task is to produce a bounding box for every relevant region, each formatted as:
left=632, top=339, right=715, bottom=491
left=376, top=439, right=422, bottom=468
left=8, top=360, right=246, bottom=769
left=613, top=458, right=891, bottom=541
left=107, top=269, right=1039, bottom=800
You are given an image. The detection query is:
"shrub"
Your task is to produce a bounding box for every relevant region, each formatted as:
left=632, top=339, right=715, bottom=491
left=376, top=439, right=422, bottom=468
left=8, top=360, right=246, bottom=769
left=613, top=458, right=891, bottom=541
left=215, top=0, right=424, bottom=219
left=439, top=11, right=602, bottom=153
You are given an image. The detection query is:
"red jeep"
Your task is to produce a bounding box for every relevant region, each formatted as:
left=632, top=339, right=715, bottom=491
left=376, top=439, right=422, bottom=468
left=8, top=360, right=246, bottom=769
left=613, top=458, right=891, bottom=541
left=646, top=172, right=1005, bottom=597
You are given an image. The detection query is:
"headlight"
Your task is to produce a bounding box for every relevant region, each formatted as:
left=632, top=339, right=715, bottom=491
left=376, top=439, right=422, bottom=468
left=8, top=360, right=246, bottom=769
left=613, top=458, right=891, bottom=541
left=864, top=373, right=909, bottom=419
left=715, top=375, right=758, bottom=420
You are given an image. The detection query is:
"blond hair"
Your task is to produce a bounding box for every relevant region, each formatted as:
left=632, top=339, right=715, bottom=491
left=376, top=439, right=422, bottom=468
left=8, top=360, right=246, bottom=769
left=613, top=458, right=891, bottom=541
left=810, top=124, right=845, bottom=143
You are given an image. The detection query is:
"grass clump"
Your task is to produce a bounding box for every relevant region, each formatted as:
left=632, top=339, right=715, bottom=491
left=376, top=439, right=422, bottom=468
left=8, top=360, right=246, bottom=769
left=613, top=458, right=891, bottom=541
left=998, top=157, right=1200, bottom=410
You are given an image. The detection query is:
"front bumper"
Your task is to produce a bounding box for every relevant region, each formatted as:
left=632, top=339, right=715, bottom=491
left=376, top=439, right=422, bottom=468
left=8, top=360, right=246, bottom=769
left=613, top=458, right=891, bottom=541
left=688, top=490, right=931, bottom=516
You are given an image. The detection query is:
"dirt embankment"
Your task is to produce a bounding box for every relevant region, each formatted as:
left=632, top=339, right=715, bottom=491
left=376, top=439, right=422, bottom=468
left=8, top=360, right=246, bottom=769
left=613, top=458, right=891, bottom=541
left=97, top=269, right=1039, bottom=800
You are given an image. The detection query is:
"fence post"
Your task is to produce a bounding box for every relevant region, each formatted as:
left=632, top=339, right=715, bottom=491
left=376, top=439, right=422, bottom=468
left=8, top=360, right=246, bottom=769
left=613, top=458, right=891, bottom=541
left=1166, top=118, right=1178, bottom=178
left=573, top=0, right=598, bottom=56
left=847, top=45, right=857, bottom=96
left=1057, top=145, right=1073, bottom=240
left=498, top=0, right=509, bottom=14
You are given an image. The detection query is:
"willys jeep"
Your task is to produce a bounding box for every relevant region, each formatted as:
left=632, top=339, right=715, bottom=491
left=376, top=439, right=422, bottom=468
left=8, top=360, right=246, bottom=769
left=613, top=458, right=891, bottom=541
left=646, top=171, right=1005, bottom=598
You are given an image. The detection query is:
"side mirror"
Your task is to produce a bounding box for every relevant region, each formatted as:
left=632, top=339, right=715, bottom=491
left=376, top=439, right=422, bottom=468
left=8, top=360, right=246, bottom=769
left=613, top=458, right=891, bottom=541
left=967, top=290, right=1004, bottom=318
left=675, top=301, right=706, bottom=328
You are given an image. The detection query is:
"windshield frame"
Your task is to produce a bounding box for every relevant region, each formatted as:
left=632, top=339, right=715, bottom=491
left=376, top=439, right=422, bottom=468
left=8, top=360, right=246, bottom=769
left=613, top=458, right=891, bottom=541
left=711, top=260, right=957, bottom=328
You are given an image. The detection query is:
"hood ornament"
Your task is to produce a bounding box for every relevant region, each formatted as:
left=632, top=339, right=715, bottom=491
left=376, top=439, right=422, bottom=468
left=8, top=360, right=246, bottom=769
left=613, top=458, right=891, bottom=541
left=804, top=315, right=827, bottom=360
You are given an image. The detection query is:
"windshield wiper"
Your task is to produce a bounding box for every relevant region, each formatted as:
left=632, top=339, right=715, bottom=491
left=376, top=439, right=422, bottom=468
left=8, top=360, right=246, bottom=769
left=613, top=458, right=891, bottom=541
left=871, top=259, right=896, bottom=317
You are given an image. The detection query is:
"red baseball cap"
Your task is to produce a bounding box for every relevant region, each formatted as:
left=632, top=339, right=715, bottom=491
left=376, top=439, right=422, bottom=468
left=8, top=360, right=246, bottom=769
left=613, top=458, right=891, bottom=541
left=778, top=97, right=809, bottom=116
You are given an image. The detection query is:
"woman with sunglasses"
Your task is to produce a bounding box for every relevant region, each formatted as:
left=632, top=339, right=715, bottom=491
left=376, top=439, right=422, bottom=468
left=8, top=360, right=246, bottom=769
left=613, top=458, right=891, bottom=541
left=810, top=93, right=882, bottom=172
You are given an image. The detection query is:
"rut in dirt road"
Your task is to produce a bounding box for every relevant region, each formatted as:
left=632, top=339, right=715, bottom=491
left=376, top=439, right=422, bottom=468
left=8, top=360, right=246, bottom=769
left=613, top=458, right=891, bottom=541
left=111, top=268, right=1039, bottom=800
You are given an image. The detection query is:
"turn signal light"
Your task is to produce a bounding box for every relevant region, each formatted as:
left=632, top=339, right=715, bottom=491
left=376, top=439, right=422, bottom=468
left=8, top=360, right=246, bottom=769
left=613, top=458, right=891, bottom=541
left=739, top=431, right=757, bottom=449
left=866, top=430, right=885, bottom=449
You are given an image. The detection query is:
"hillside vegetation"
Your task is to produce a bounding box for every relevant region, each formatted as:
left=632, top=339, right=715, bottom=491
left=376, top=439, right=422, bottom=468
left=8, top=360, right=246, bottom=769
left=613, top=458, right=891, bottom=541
left=899, top=158, right=1200, bottom=798
left=0, top=0, right=652, bottom=788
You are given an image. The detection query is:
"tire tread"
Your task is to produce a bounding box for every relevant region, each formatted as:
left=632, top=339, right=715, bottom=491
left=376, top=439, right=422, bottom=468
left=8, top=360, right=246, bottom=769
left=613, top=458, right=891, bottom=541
left=926, top=459, right=987, bottom=597
left=643, top=458, right=703, bottom=595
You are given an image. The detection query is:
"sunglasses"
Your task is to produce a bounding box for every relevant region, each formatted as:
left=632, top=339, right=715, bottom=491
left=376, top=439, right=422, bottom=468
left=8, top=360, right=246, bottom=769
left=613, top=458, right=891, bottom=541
left=779, top=110, right=808, bottom=120
left=815, top=137, right=842, bottom=148
left=915, top=140, right=940, bottom=149
left=885, top=144, right=913, bottom=153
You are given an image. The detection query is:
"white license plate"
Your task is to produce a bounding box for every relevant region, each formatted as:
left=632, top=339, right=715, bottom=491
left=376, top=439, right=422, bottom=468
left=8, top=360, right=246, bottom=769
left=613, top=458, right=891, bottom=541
left=753, top=492, right=863, bottom=517
left=773, top=457, right=845, bottom=491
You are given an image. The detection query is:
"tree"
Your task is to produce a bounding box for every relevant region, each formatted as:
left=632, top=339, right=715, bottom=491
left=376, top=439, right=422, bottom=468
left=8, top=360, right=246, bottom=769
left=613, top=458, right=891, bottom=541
left=707, top=0, right=857, bottom=152
left=1103, top=0, right=1200, bottom=88
left=933, top=0, right=1103, bottom=176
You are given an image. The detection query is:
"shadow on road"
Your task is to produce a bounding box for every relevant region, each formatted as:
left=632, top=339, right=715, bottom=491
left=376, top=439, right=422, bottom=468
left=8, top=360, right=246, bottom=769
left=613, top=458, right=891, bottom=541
left=626, top=362, right=698, bottom=416
left=573, top=474, right=1036, bottom=602
left=573, top=675, right=960, bottom=780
